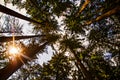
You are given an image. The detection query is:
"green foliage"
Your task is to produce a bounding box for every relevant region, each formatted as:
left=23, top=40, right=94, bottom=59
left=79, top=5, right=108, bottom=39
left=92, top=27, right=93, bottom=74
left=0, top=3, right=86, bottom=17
left=40, top=53, right=73, bottom=80
left=1, top=0, right=120, bottom=80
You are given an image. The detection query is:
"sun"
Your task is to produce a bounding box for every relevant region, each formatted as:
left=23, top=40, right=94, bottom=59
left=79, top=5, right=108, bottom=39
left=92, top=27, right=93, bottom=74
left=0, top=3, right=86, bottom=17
left=8, top=46, right=20, bottom=56
left=9, top=47, right=18, bottom=55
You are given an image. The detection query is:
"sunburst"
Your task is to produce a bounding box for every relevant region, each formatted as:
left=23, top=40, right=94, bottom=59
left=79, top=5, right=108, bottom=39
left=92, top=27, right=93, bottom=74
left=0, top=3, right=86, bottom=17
left=8, top=46, right=20, bottom=56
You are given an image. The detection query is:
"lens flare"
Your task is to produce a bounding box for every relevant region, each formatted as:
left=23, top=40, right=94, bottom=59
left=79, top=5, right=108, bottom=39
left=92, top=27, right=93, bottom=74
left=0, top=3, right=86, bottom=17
left=9, top=46, right=19, bottom=56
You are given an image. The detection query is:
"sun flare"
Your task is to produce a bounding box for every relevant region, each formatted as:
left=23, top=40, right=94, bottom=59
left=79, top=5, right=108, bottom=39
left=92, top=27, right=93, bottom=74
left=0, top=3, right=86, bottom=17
left=8, top=46, right=19, bottom=56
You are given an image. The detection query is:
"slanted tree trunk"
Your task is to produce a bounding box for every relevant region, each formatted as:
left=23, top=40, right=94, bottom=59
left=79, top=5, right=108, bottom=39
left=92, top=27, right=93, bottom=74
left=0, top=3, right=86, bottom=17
left=0, top=35, right=45, bottom=42
left=70, top=49, right=93, bottom=80
left=0, top=4, right=41, bottom=24
left=86, top=5, right=120, bottom=25
left=0, top=42, right=48, bottom=80
left=76, top=0, right=91, bottom=17
left=74, top=61, right=86, bottom=80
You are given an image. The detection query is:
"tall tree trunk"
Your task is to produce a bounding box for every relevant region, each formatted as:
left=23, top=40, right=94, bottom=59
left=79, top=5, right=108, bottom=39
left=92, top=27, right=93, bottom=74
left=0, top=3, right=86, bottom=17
left=0, top=42, right=48, bottom=80
left=0, top=35, right=45, bottom=42
left=71, top=49, right=93, bottom=80
left=0, top=4, right=41, bottom=24
left=74, top=61, right=86, bottom=80
left=86, top=5, right=120, bottom=25
left=76, top=0, right=91, bottom=17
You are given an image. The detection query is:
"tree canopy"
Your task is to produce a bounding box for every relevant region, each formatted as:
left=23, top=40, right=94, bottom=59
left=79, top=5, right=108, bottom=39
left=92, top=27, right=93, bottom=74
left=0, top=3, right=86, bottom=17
left=0, top=0, right=120, bottom=80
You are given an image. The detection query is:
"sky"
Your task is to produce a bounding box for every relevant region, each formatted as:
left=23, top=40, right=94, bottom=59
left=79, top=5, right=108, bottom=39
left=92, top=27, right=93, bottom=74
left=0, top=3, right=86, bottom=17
left=0, top=0, right=115, bottom=66
left=0, top=0, right=89, bottom=65
left=0, top=0, right=53, bottom=65
left=0, top=0, right=33, bottom=34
